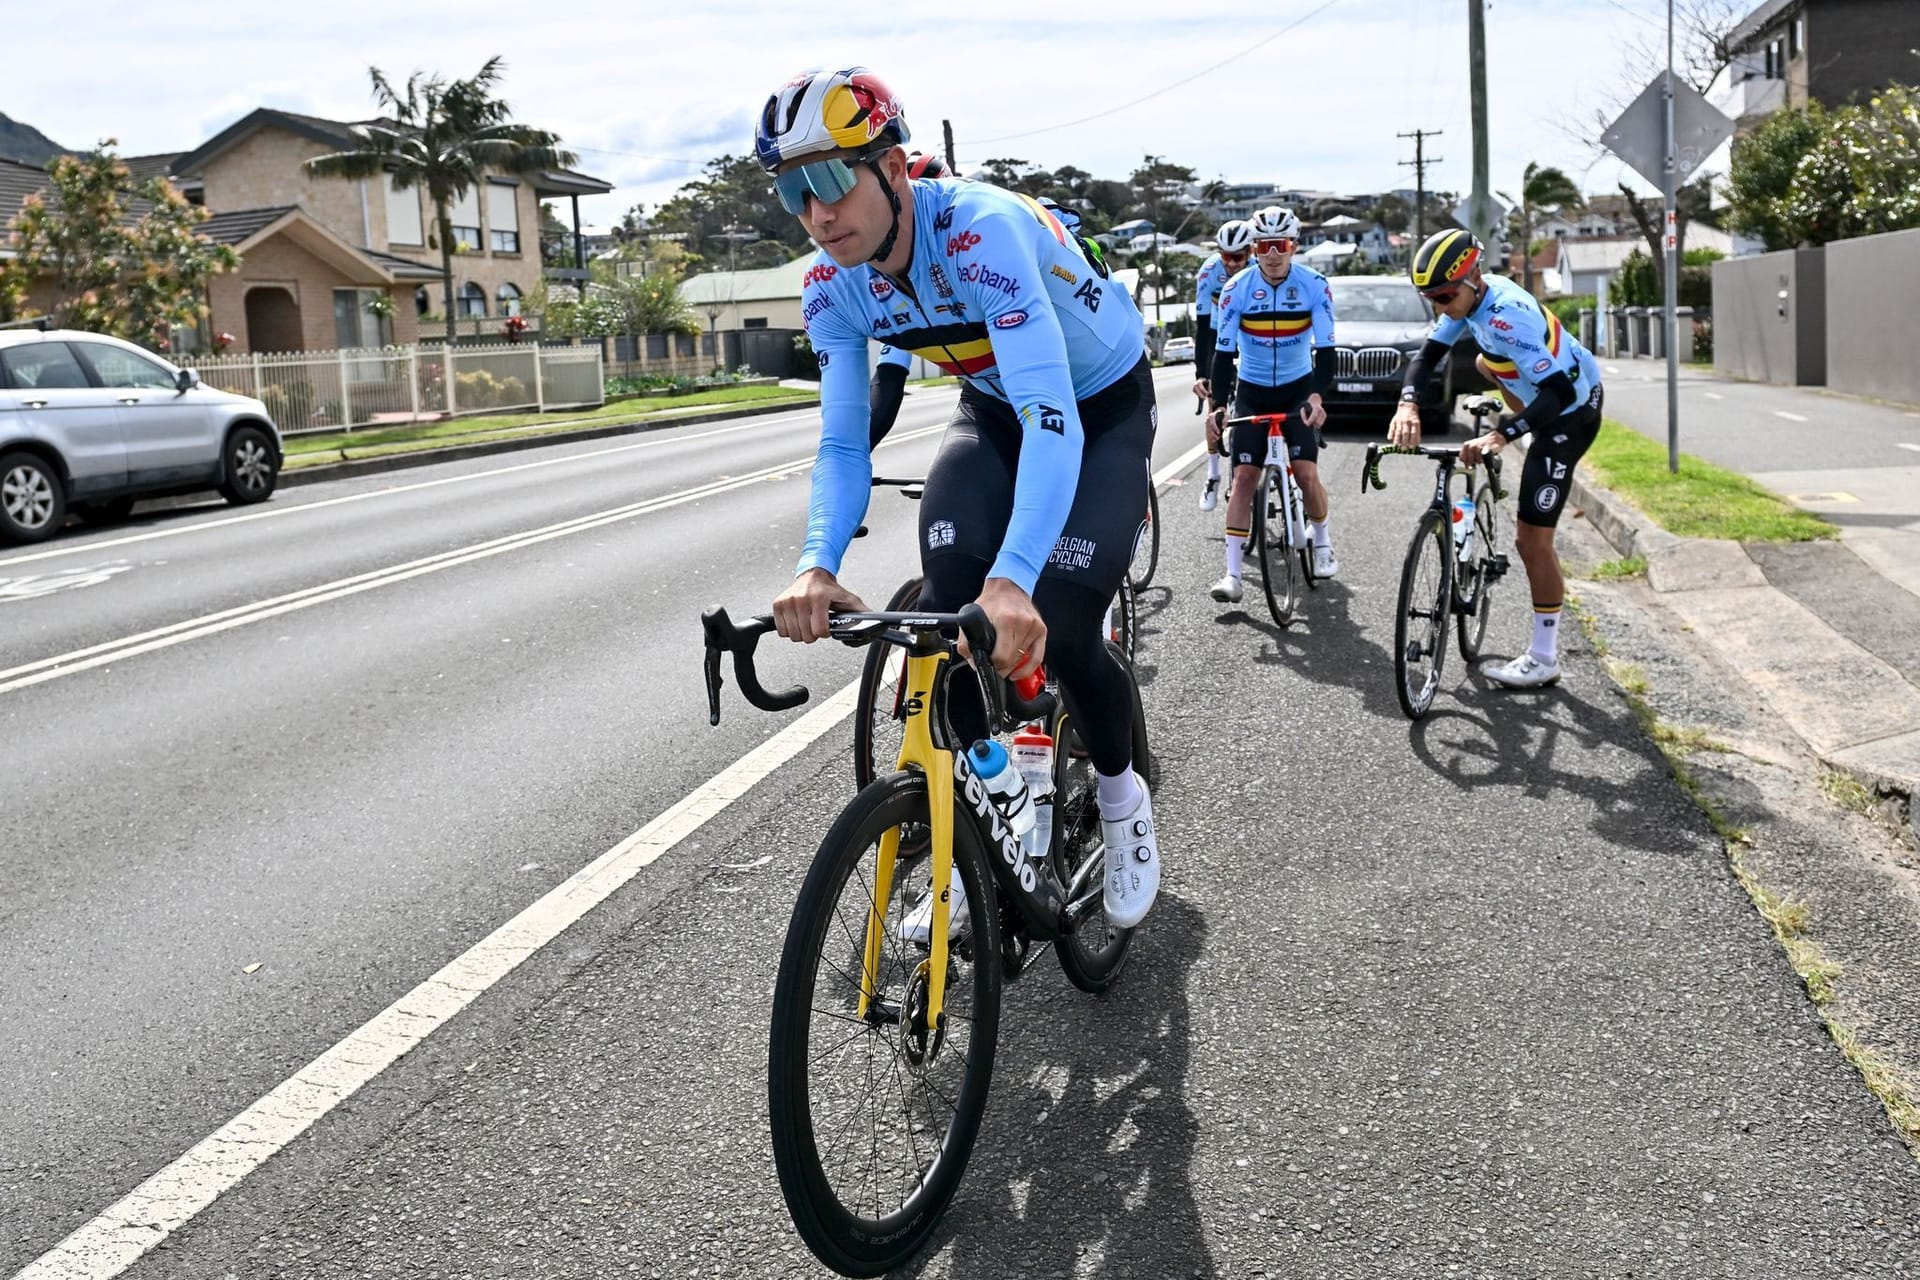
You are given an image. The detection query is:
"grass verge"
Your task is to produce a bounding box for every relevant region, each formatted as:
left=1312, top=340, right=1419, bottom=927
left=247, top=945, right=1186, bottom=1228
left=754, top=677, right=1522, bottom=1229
left=1585, top=422, right=1835, bottom=543
left=1572, top=593, right=1920, bottom=1153
left=283, top=385, right=819, bottom=469
left=1589, top=554, right=1648, bottom=581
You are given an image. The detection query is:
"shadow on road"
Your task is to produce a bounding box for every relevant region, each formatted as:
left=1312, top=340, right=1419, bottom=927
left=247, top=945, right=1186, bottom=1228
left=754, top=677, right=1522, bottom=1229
left=902, top=894, right=1217, bottom=1279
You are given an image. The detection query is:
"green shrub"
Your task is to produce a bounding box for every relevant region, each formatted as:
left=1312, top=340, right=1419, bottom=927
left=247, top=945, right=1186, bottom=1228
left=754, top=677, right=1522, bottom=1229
left=496, top=375, right=529, bottom=405
left=455, top=370, right=500, bottom=409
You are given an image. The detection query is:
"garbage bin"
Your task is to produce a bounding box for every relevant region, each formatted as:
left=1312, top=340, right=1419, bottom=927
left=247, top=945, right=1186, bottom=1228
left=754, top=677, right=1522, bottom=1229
left=1675, top=306, right=1696, bottom=362
left=1608, top=308, right=1628, bottom=358
left=1649, top=307, right=1667, bottom=359
left=1578, top=308, right=1596, bottom=351
left=1626, top=307, right=1648, bottom=357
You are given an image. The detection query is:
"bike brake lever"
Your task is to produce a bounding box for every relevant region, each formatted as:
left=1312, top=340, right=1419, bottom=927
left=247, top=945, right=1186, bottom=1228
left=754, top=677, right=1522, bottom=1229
left=700, top=607, right=810, bottom=721
left=1362, top=445, right=1387, bottom=494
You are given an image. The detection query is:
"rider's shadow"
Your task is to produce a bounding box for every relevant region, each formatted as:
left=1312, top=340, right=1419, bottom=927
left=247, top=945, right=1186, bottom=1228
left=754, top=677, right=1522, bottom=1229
left=1223, top=573, right=1404, bottom=724
left=901, top=894, right=1217, bottom=1279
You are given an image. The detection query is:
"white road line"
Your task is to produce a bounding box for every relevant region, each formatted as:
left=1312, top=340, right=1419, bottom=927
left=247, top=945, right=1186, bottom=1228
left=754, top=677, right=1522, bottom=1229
left=11, top=677, right=865, bottom=1280
left=1704, top=392, right=1724, bottom=401
left=1605, top=365, right=1621, bottom=375
left=1773, top=410, right=1810, bottom=422
left=1898, top=442, right=1920, bottom=454
left=0, top=424, right=943, bottom=695
left=14, top=445, right=1201, bottom=1280
left=0, top=410, right=832, bottom=569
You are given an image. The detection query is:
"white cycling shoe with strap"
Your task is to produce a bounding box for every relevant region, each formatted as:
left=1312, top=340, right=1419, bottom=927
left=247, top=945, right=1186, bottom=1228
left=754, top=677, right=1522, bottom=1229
left=1100, top=773, right=1160, bottom=930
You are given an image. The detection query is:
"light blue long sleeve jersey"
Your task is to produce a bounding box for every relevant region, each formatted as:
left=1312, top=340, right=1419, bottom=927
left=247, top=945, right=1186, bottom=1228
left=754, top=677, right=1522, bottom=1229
left=799, top=178, right=1144, bottom=593
left=1212, top=262, right=1336, bottom=387
left=1428, top=273, right=1601, bottom=415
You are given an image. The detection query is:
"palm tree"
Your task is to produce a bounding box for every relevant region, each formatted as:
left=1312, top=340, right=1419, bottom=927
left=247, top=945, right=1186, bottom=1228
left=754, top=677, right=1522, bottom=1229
left=307, top=57, right=576, bottom=344
left=1498, top=162, right=1583, bottom=296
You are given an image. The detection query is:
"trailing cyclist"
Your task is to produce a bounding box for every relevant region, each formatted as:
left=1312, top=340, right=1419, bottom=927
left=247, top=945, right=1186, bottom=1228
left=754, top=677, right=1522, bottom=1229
left=1191, top=219, right=1253, bottom=512
left=1391, top=228, right=1605, bottom=689
left=1205, top=206, right=1338, bottom=602
left=757, top=67, right=1162, bottom=936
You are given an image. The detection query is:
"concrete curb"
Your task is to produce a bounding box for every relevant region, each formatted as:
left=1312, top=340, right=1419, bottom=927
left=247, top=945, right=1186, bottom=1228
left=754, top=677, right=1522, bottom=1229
left=279, top=396, right=822, bottom=489
left=1518, top=435, right=1920, bottom=833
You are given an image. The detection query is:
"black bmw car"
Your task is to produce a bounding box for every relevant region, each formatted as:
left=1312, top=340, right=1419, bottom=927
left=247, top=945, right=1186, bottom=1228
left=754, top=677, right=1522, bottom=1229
left=1322, top=276, right=1480, bottom=435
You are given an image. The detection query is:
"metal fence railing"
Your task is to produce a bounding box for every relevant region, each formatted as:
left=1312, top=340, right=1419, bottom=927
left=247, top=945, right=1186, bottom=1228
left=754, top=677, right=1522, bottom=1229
left=189, top=342, right=604, bottom=435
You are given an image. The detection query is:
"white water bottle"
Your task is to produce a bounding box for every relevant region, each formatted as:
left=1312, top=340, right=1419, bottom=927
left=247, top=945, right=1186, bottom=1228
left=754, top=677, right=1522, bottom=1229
left=1011, top=725, right=1055, bottom=860
left=969, top=739, right=1035, bottom=842
left=1451, top=493, right=1477, bottom=560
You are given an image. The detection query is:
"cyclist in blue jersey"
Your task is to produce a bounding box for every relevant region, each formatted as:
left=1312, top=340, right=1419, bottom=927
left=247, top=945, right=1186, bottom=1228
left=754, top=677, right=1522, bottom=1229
left=1205, top=206, right=1338, bottom=602
left=1392, top=228, right=1606, bottom=689
left=1191, top=220, right=1252, bottom=512
left=757, top=67, right=1161, bottom=935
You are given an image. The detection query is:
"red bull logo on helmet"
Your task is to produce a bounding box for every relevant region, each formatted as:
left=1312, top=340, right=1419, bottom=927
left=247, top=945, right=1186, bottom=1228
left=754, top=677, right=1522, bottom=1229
left=824, top=72, right=904, bottom=150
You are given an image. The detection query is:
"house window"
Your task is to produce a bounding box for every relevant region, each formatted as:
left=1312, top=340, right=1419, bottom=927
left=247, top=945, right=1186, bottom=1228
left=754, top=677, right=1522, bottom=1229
left=1789, top=17, right=1802, bottom=61
left=450, top=186, right=483, bottom=252
left=743, top=317, right=768, bottom=329
left=1766, top=38, right=1782, bottom=79
left=487, top=181, right=520, bottom=254
left=385, top=171, right=423, bottom=246
left=416, top=285, right=433, bottom=316
left=333, top=288, right=394, bottom=349
left=497, top=282, right=523, bottom=317
left=458, top=282, right=488, bottom=318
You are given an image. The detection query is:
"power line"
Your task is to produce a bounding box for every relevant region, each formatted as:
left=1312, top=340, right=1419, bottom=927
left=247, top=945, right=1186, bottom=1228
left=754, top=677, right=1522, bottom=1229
left=957, top=0, right=1348, bottom=148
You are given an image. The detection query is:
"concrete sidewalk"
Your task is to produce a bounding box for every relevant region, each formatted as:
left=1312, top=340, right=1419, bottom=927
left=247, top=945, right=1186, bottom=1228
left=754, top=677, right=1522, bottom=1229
left=1522, top=374, right=1920, bottom=827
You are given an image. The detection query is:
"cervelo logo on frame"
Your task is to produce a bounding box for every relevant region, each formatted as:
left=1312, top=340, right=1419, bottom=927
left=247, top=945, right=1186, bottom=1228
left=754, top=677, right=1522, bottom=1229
left=803, top=264, right=837, bottom=287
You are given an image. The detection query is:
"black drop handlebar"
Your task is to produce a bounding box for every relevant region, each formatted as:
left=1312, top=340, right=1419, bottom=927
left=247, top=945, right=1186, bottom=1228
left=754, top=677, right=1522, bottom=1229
left=701, top=602, right=1055, bottom=731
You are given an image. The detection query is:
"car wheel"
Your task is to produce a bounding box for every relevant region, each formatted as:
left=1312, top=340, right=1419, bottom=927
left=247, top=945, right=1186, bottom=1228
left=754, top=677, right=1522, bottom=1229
left=73, top=495, right=138, bottom=525
left=0, top=450, right=67, bottom=544
left=218, top=425, right=279, bottom=505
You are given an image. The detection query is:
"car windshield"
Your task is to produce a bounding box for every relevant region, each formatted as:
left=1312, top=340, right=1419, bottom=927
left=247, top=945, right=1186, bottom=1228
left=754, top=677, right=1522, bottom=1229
left=1329, top=280, right=1431, bottom=324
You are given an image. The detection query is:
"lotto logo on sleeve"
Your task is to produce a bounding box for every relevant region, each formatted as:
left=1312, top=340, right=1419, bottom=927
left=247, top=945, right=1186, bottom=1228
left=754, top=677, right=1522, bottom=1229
left=993, top=310, right=1028, bottom=329
left=947, top=231, right=983, bottom=254
left=803, top=263, right=837, bottom=287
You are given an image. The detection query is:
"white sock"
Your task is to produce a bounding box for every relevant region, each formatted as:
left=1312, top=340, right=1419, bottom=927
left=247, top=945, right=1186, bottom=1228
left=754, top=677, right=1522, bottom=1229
left=1531, top=605, right=1562, bottom=662
left=1096, top=769, right=1142, bottom=817
left=1224, top=527, right=1247, bottom=578
left=1206, top=454, right=1222, bottom=481
left=1311, top=518, right=1330, bottom=548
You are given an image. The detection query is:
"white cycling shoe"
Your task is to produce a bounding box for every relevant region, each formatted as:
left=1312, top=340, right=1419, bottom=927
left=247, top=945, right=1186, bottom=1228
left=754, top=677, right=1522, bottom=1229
left=1485, top=652, right=1562, bottom=688
left=896, top=865, right=970, bottom=945
left=1199, top=477, right=1220, bottom=512
left=1312, top=545, right=1340, bottom=578
left=1210, top=574, right=1244, bottom=603
left=1100, top=774, right=1160, bottom=930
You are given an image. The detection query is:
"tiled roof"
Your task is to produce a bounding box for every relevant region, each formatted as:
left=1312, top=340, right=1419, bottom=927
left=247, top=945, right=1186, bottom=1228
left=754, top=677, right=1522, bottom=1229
left=0, top=155, right=47, bottom=232
left=197, top=205, right=298, bottom=245
left=123, top=153, right=185, bottom=182
left=365, top=248, right=446, bottom=279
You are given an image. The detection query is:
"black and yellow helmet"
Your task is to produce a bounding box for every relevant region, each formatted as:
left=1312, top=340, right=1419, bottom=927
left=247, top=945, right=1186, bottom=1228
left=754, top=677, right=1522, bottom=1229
left=1410, top=228, right=1483, bottom=292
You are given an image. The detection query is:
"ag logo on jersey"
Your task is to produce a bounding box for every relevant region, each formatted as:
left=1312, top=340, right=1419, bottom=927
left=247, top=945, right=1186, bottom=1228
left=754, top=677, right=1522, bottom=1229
left=933, top=206, right=954, bottom=232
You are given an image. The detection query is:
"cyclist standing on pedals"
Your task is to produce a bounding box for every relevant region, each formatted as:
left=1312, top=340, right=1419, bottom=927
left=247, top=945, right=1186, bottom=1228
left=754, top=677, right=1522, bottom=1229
left=1191, top=219, right=1253, bottom=512
left=759, top=68, right=1162, bottom=937
left=866, top=152, right=953, bottom=446
left=1205, top=206, right=1339, bottom=603
left=1390, top=228, right=1605, bottom=689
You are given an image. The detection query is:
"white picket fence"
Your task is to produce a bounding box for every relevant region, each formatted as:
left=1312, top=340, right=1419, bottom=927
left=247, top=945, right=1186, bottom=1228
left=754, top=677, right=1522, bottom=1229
left=189, top=342, right=604, bottom=435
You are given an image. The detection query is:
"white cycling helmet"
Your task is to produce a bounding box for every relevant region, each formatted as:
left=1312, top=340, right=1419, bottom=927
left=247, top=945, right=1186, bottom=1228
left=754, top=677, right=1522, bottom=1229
left=754, top=67, right=910, bottom=172
left=1214, top=220, right=1254, bottom=253
left=1248, top=206, right=1301, bottom=241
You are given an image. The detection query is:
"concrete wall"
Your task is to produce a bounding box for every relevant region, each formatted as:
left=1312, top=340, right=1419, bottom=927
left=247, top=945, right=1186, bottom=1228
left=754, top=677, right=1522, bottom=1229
left=1824, top=225, right=1920, bottom=407
left=1712, top=247, right=1826, bottom=386
left=1808, top=0, right=1920, bottom=110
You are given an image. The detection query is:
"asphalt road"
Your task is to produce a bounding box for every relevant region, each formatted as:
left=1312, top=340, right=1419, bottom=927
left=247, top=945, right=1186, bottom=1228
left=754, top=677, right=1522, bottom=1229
left=6, top=367, right=1918, bottom=1279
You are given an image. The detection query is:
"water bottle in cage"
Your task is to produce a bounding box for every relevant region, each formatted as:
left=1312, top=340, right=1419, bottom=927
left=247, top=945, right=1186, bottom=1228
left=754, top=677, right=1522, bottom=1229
left=1451, top=492, right=1478, bottom=560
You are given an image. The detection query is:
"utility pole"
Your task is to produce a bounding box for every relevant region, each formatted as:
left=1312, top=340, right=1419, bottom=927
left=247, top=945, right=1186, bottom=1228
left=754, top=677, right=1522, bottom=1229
left=942, top=119, right=957, bottom=171
left=1397, top=128, right=1443, bottom=246
left=1466, top=0, right=1497, bottom=255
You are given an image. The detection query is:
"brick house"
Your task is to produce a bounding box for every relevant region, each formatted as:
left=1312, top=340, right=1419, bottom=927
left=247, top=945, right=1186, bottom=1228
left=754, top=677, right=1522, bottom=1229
left=164, top=108, right=612, bottom=352
left=1720, top=0, right=1920, bottom=132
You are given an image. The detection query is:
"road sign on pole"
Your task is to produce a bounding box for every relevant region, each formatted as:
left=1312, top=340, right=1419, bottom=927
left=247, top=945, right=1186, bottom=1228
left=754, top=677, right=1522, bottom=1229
left=1601, top=75, right=1734, bottom=190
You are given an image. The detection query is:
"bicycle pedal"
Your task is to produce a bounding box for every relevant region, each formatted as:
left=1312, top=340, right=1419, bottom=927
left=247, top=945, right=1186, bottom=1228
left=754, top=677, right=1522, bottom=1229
left=1486, top=554, right=1511, bottom=581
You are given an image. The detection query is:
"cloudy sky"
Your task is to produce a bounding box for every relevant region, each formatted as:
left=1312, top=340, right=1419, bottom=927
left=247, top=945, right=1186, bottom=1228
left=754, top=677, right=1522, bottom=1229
left=12, top=0, right=1729, bottom=228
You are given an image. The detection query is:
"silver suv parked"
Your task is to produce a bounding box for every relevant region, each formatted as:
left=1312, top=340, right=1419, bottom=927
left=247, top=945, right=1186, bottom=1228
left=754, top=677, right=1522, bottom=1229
left=0, top=328, right=283, bottom=544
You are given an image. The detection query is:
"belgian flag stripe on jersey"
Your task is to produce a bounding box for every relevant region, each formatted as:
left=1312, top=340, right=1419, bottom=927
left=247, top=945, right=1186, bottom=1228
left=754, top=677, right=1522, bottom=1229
left=1543, top=309, right=1564, bottom=358
left=1240, top=314, right=1312, bottom=339
left=1483, top=355, right=1520, bottom=381
left=900, top=321, right=996, bottom=377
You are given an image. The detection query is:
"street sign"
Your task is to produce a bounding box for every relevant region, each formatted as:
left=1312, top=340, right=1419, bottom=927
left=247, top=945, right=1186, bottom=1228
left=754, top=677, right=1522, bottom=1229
left=1602, top=76, right=1736, bottom=189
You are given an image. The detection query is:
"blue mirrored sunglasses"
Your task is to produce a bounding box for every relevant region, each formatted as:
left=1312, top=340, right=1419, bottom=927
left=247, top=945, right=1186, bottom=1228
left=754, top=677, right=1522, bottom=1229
left=772, top=156, right=865, bottom=215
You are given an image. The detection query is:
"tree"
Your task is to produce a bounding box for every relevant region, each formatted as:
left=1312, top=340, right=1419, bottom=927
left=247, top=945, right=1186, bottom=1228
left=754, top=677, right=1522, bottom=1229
left=1375, top=194, right=1411, bottom=234
left=590, top=257, right=696, bottom=336
left=1127, top=155, right=1198, bottom=230
left=973, top=157, right=1052, bottom=195
left=1617, top=175, right=1715, bottom=298
left=0, top=142, right=238, bottom=345
left=306, top=56, right=576, bottom=345
left=1727, top=86, right=1920, bottom=248
left=649, top=154, right=811, bottom=264
left=1724, top=105, right=1825, bottom=249
left=1497, top=162, right=1582, bottom=295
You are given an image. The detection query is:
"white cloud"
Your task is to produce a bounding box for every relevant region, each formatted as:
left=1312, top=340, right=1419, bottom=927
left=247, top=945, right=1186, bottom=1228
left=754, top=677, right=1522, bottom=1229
left=10, top=0, right=1695, bottom=226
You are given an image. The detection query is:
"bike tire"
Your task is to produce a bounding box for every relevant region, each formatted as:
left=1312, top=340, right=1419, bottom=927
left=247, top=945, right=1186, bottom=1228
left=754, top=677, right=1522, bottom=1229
left=769, top=773, right=1004, bottom=1277
left=1127, top=484, right=1160, bottom=591
left=1455, top=479, right=1499, bottom=661
left=1257, top=466, right=1301, bottom=628
left=853, top=576, right=924, bottom=791
left=1053, top=641, right=1154, bottom=992
left=1394, top=507, right=1454, bottom=720
left=1108, top=576, right=1140, bottom=664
